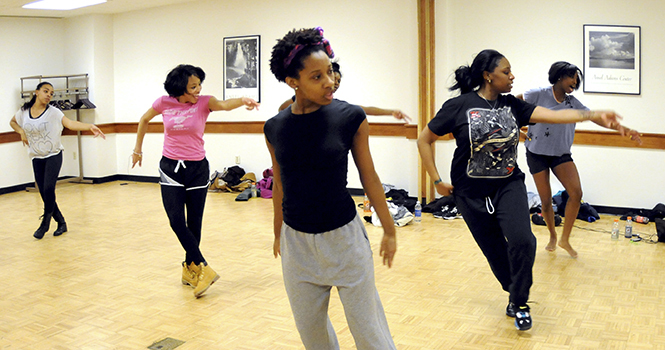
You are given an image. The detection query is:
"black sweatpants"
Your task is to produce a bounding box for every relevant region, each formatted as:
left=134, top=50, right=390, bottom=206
left=454, top=176, right=537, bottom=306
left=159, top=156, right=210, bottom=265
left=32, top=151, right=63, bottom=219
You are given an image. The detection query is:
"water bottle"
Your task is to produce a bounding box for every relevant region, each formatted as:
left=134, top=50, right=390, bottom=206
left=414, top=201, right=422, bottom=223
left=624, top=216, right=633, bottom=238
left=363, top=194, right=371, bottom=214
left=611, top=218, right=620, bottom=240
left=634, top=215, right=649, bottom=224
left=251, top=184, right=257, bottom=198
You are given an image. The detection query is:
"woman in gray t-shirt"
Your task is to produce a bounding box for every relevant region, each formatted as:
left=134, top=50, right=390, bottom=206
left=518, top=62, right=640, bottom=257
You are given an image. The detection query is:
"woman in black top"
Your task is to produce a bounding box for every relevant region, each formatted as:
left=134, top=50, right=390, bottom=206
left=265, top=27, right=397, bottom=349
left=418, top=49, right=634, bottom=331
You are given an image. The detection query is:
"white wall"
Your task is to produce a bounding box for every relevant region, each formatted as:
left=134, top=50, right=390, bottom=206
left=2, top=0, right=663, bottom=209
left=113, top=0, right=420, bottom=192
left=0, top=17, right=78, bottom=188
left=435, top=0, right=665, bottom=209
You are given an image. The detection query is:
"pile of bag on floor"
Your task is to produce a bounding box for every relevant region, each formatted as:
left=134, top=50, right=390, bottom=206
left=422, top=195, right=462, bottom=220
left=209, top=166, right=253, bottom=192
left=362, top=185, right=462, bottom=227
left=209, top=166, right=274, bottom=201
left=363, top=185, right=417, bottom=227
left=527, top=190, right=598, bottom=226
left=621, top=203, right=665, bottom=243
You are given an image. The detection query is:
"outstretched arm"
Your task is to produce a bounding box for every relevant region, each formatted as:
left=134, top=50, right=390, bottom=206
left=360, top=106, right=411, bottom=122
left=530, top=106, right=619, bottom=126
left=265, top=138, right=284, bottom=258
left=61, top=116, right=106, bottom=139
left=417, top=126, right=454, bottom=196
left=9, top=116, right=28, bottom=146
left=351, top=119, right=396, bottom=268
left=209, top=96, right=260, bottom=112
left=530, top=107, right=642, bottom=144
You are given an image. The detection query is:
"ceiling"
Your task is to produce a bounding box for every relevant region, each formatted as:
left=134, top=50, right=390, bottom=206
left=0, top=0, right=198, bottom=18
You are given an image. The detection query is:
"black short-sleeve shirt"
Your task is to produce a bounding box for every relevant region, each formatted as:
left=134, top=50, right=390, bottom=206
left=427, top=92, right=536, bottom=198
left=264, top=99, right=365, bottom=233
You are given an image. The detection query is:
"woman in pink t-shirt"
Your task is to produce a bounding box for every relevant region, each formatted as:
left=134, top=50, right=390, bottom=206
left=131, top=64, right=259, bottom=298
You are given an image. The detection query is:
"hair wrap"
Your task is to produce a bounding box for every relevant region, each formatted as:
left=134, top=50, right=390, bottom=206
left=283, top=27, right=334, bottom=69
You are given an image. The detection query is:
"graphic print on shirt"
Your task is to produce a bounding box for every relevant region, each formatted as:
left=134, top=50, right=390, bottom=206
left=163, top=105, right=198, bottom=131
left=466, top=106, right=519, bottom=178
left=23, top=123, right=54, bottom=155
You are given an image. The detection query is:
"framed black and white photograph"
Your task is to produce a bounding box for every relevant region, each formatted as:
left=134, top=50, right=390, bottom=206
left=223, top=35, right=260, bottom=102
left=583, top=25, right=641, bottom=95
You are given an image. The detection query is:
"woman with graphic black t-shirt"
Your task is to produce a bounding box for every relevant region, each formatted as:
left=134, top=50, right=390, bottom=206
left=417, top=49, right=636, bottom=331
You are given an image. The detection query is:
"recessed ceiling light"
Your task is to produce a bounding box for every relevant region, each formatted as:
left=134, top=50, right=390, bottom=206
left=22, top=0, right=107, bottom=11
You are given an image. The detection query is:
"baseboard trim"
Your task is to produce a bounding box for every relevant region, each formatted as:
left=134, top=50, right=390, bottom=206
left=0, top=180, right=649, bottom=217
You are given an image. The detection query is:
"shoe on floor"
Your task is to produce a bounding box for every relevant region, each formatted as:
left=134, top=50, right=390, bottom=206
left=182, top=261, right=200, bottom=288
left=506, top=302, right=516, bottom=317
left=531, top=213, right=562, bottom=226
left=53, top=222, right=67, bottom=236
left=433, top=205, right=462, bottom=220
left=514, top=305, right=532, bottom=331
left=33, top=213, right=52, bottom=239
left=194, top=263, right=219, bottom=298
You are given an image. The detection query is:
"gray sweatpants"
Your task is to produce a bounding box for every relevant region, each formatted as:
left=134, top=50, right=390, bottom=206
left=281, top=215, right=396, bottom=350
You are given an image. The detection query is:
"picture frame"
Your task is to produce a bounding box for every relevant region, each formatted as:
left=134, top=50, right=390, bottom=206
left=223, top=35, right=260, bottom=102
left=583, top=24, right=641, bottom=95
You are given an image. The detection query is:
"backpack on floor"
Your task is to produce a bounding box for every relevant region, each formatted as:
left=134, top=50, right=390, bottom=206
left=219, top=166, right=245, bottom=187
left=257, top=176, right=273, bottom=198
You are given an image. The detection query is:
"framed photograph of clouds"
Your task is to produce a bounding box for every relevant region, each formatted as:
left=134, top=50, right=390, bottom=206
left=583, top=25, right=640, bottom=95
left=223, top=35, right=260, bottom=102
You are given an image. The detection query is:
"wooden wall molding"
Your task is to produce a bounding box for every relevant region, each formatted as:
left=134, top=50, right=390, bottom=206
left=418, top=0, right=436, bottom=201
left=4, top=121, right=661, bottom=149
left=2, top=121, right=663, bottom=150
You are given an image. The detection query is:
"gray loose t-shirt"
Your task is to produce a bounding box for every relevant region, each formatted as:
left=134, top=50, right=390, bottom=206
left=523, top=87, right=588, bottom=156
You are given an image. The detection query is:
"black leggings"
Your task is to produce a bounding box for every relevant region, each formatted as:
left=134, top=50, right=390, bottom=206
left=32, top=152, right=63, bottom=218
left=159, top=157, right=210, bottom=265
left=454, top=176, right=537, bottom=306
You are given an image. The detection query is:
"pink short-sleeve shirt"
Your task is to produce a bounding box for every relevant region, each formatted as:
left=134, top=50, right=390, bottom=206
left=152, top=95, right=212, bottom=161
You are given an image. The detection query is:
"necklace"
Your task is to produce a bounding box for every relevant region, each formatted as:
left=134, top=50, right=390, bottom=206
left=478, top=91, right=498, bottom=113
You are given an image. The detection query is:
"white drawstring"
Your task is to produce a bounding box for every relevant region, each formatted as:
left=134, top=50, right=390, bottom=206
left=485, top=197, right=495, bottom=214
left=174, top=160, right=186, bottom=173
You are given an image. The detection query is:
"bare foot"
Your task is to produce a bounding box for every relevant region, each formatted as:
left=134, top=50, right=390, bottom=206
left=545, top=239, right=557, bottom=252
left=558, top=241, right=578, bottom=258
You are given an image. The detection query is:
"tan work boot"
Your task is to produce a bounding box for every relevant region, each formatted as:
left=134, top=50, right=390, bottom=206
left=181, top=262, right=200, bottom=287
left=193, top=263, right=219, bottom=298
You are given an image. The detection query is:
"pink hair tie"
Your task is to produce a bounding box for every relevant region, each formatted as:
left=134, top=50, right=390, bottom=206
left=283, top=27, right=335, bottom=69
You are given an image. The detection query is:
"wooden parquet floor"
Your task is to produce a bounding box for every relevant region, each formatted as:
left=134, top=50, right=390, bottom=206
left=1, top=181, right=664, bottom=349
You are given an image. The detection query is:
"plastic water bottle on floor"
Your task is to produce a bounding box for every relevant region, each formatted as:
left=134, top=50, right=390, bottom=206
left=611, top=218, right=620, bottom=240
left=624, top=216, right=633, bottom=238
left=363, top=194, right=371, bottom=214
left=251, top=184, right=257, bottom=198
left=414, top=201, right=422, bottom=223
left=634, top=215, right=649, bottom=224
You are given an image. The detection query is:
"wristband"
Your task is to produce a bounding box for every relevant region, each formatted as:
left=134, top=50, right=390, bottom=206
left=433, top=178, right=443, bottom=185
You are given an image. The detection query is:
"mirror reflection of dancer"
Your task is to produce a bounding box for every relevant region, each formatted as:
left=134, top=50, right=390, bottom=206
left=10, top=82, right=106, bottom=239
left=266, top=27, right=397, bottom=349
left=418, top=50, right=637, bottom=331
left=518, top=62, right=642, bottom=258
left=278, top=61, right=411, bottom=122
left=131, top=64, right=259, bottom=298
